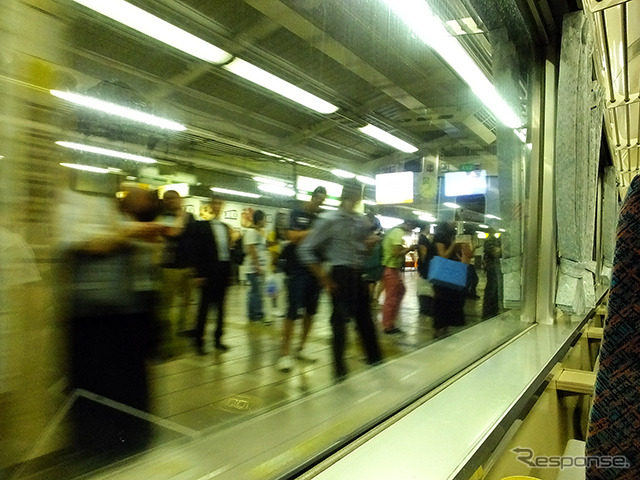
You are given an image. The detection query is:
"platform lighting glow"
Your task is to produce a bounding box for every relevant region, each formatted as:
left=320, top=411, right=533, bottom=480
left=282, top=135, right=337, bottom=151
left=477, top=232, right=488, bottom=239
left=514, top=128, right=527, bottom=143
left=499, top=228, right=506, bottom=232
left=56, top=141, right=157, bottom=163
left=51, top=90, right=186, bottom=131
left=223, top=59, right=339, bottom=115
left=210, top=187, right=261, bottom=198
left=485, top=214, right=502, bottom=220
left=253, top=176, right=287, bottom=187
left=356, top=175, right=376, bottom=185
left=419, top=214, right=436, bottom=222
left=257, top=183, right=296, bottom=197
left=60, top=163, right=110, bottom=173
left=377, top=215, right=404, bottom=229
left=443, top=202, right=461, bottom=209
left=479, top=224, right=489, bottom=229
left=71, top=0, right=232, bottom=64
left=358, top=124, right=418, bottom=153
left=296, top=161, right=313, bottom=167
left=331, top=169, right=355, bottom=178
left=382, top=0, right=521, bottom=128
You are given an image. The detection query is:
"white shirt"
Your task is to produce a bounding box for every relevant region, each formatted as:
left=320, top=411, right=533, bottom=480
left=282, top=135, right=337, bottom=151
left=210, top=219, right=230, bottom=262
left=243, top=228, right=268, bottom=274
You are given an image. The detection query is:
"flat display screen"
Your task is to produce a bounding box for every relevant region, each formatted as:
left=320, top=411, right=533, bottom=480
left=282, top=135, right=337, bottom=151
left=444, top=170, right=487, bottom=197
left=375, top=171, right=414, bottom=204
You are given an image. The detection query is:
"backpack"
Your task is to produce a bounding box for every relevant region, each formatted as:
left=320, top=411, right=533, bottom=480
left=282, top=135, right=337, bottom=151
left=230, top=234, right=246, bottom=265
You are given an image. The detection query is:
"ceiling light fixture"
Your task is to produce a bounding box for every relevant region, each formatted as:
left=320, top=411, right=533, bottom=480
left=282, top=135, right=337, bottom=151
left=60, top=163, right=110, bottom=173
left=257, top=183, right=296, bottom=197
left=260, top=151, right=282, bottom=158
left=356, top=175, right=376, bottom=185
left=358, top=124, right=418, bottom=153
left=71, top=0, right=233, bottom=64
left=56, top=141, right=157, bottom=163
left=210, top=187, right=261, bottom=198
left=331, top=169, right=356, bottom=178
left=382, top=0, right=521, bottom=128
left=223, top=59, right=339, bottom=115
left=253, top=176, right=287, bottom=187
left=51, top=90, right=186, bottom=131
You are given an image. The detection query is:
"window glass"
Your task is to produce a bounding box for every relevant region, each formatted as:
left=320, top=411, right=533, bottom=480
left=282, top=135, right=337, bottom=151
left=0, top=0, right=536, bottom=476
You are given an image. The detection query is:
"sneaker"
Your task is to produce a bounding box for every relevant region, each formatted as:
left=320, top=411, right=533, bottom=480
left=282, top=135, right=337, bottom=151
left=295, top=349, right=317, bottom=363
left=276, top=355, right=294, bottom=372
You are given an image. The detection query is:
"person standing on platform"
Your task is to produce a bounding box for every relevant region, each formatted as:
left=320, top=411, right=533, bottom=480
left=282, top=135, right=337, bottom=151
left=244, top=210, right=269, bottom=323
left=192, top=194, right=235, bottom=354
left=158, top=190, right=197, bottom=357
left=380, top=220, right=417, bottom=334
left=481, top=228, right=502, bottom=319
left=298, top=179, right=382, bottom=381
left=275, top=186, right=326, bottom=372
left=416, top=223, right=435, bottom=316
left=432, top=221, right=467, bottom=338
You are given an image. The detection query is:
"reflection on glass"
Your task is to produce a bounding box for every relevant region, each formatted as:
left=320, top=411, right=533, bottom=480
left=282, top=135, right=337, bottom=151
left=0, top=0, right=534, bottom=477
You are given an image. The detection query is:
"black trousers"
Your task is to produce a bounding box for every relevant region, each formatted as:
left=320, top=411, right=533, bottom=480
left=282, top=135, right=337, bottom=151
left=329, top=266, right=382, bottom=378
left=196, top=261, right=231, bottom=347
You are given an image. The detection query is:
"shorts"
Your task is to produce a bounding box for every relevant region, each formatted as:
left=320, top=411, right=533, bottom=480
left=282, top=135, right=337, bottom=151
left=286, top=269, right=321, bottom=319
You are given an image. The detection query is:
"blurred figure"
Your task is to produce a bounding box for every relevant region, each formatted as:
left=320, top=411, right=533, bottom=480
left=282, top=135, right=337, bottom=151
left=416, top=223, right=435, bottom=316
left=362, top=208, right=384, bottom=304
left=266, top=211, right=289, bottom=319
left=432, top=222, right=467, bottom=337
left=192, top=194, right=235, bottom=353
left=244, top=210, right=269, bottom=323
left=275, top=186, right=326, bottom=372
left=61, top=183, right=165, bottom=451
left=380, top=220, right=417, bottom=334
left=158, top=190, right=197, bottom=357
left=298, top=179, right=382, bottom=381
left=482, top=228, right=502, bottom=319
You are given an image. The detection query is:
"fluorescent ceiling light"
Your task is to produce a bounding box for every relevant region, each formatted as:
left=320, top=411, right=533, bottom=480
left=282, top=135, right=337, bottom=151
left=443, top=202, right=461, bottom=209
left=499, top=228, right=506, bottom=232
left=260, top=151, right=282, bottom=158
left=223, top=58, right=339, bottom=115
left=258, top=183, right=296, bottom=197
left=485, top=214, right=501, bottom=220
left=296, top=161, right=313, bottom=167
left=56, top=141, right=157, bottom=163
left=60, top=163, right=110, bottom=173
left=331, top=169, right=355, bottom=178
left=253, top=176, right=287, bottom=187
left=356, top=175, right=376, bottom=185
left=382, top=0, right=521, bottom=128
left=296, top=192, right=340, bottom=206
left=71, top=0, right=232, bottom=64
left=418, top=214, right=436, bottom=222
left=478, top=224, right=489, bottom=229
left=210, top=187, right=261, bottom=198
left=51, top=90, right=186, bottom=131
left=358, top=124, right=418, bottom=153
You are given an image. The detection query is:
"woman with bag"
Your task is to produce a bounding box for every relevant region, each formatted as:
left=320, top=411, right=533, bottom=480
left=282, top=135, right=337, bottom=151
left=431, top=222, right=468, bottom=337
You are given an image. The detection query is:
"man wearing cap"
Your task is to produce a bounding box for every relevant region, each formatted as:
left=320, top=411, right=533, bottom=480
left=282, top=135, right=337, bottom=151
left=275, top=186, right=327, bottom=372
left=380, top=220, right=418, bottom=334
left=297, top=179, right=382, bottom=380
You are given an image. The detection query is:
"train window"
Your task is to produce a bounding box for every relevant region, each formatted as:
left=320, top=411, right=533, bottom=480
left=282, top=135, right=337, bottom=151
left=0, top=0, right=537, bottom=477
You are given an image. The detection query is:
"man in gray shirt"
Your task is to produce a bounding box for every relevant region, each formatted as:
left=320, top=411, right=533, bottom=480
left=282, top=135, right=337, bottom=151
left=297, top=179, right=382, bottom=380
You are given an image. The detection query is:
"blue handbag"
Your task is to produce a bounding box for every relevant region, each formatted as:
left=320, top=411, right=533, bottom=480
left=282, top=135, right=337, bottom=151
left=427, top=255, right=468, bottom=290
